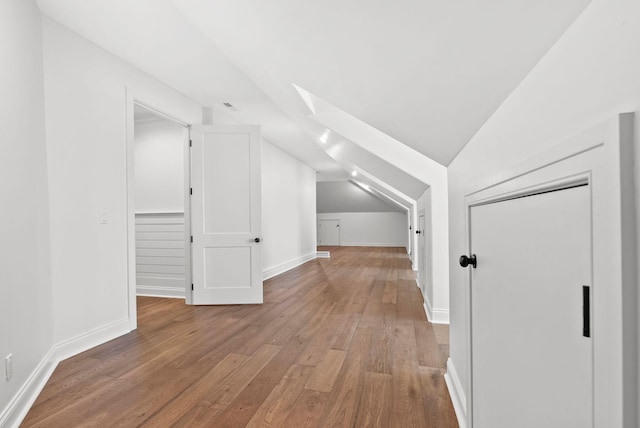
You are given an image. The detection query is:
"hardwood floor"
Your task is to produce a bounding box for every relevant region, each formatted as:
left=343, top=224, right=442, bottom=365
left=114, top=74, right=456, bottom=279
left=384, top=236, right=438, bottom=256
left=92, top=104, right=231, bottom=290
left=22, top=246, right=458, bottom=427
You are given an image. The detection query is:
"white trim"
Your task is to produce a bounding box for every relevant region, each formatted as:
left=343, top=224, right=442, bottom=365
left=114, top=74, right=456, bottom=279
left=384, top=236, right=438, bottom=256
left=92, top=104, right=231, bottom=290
left=263, top=252, right=318, bottom=281
left=316, top=251, right=330, bottom=259
left=422, top=302, right=430, bottom=322
left=125, top=89, right=137, bottom=330
left=445, top=358, right=468, bottom=428
left=52, top=318, right=130, bottom=363
left=423, top=297, right=450, bottom=325
left=0, top=319, right=130, bottom=428
left=417, top=279, right=450, bottom=324
left=133, top=100, right=190, bottom=127
left=0, top=349, right=57, bottom=428
left=461, top=113, right=636, bottom=427
left=126, top=89, right=194, bottom=318
left=183, top=126, right=193, bottom=305
left=136, top=286, right=186, bottom=299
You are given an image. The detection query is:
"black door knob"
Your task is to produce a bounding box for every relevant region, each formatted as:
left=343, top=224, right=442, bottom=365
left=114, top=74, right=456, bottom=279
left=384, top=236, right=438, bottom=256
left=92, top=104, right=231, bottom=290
left=459, top=254, right=477, bottom=268
left=254, top=237, right=261, bottom=243
left=416, top=230, right=421, bottom=234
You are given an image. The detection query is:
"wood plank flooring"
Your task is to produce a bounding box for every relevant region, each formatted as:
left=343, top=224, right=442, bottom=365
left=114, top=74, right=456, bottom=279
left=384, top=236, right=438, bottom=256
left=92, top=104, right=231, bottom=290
left=22, top=246, right=457, bottom=427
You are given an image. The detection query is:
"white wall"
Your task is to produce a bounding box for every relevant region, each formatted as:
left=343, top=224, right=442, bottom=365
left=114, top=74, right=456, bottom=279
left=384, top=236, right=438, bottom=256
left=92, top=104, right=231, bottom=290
left=42, top=17, right=203, bottom=345
left=134, top=118, right=185, bottom=213
left=317, top=212, right=407, bottom=247
left=416, top=187, right=445, bottom=323
left=262, top=141, right=317, bottom=279
left=447, top=0, right=639, bottom=425
left=316, top=180, right=403, bottom=213
left=0, top=1, right=54, bottom=423
left=0, top=9, right=320, bottom=426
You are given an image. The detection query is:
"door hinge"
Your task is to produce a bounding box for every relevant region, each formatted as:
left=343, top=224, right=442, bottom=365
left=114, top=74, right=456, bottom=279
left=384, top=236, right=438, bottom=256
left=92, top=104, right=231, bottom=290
left=190, top=187, right=192, bottom=195
left=189, top=140, right=192, bottom=147
left=191, top=283, right=194, bottom=291
left=190, top=236, right=193, bottom=243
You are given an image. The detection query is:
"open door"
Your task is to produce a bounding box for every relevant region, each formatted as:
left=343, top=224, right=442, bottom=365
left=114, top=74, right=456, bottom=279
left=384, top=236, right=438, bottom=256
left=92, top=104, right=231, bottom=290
left=190, top=125, right=262, bottom=304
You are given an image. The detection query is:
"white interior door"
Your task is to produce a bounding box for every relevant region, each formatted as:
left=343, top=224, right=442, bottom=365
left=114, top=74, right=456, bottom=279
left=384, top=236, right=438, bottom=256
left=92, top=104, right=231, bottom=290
left=470, top=185, right=592, bottom=428
left=318, top=219, right=340, bottom=246
left=190, top=125, right=262, bottom=305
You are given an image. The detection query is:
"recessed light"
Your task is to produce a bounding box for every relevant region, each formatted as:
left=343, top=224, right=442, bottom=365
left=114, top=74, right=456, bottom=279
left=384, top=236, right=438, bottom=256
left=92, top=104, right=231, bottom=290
left=351, top=171, right=358, bottom=177
left=319, top=130, right=330, bottom=144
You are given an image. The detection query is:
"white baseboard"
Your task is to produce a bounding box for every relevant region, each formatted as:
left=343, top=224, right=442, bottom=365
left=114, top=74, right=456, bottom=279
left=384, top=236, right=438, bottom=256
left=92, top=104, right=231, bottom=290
left=0, top=318, right=131, bottom=428
left=263, top=252, right=317, bottom=281
left=135, top=276, right=183, bottom=288
left=444, top=358, right=467, bottom=428
left=54, top=318, right=130, bottom=362
left=422, top=288, right=450, bottom=324
left=0, top=348, right=57, bottom=428
left=316, top=251, right=330, bottom=259
left=136, top=285, right=185, bottom=299
left=339, top=242, right=406, bottom=247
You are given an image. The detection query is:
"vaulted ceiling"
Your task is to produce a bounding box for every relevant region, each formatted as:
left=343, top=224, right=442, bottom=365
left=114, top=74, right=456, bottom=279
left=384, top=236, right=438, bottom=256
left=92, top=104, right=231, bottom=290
left=36, top=0, right=591, bottom=206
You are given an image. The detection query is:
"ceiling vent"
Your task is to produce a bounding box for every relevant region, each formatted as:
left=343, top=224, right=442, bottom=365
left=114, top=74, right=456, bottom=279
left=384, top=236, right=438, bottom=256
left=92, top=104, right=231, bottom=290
left=222, top=102, right=238, bottom=111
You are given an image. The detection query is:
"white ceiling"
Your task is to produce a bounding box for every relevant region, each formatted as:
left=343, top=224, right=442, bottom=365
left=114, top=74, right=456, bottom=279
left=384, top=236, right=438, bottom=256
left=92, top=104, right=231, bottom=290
left=174, top=0, right=591, bottom=165
left=36, top=0, right=591, bottom=201
left=36, top=0, right=341, bottom=175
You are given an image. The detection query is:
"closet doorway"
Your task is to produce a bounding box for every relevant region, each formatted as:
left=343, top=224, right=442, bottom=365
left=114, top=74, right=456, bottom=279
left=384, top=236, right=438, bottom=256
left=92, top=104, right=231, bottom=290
left=133, top=104, right=189, bottom=299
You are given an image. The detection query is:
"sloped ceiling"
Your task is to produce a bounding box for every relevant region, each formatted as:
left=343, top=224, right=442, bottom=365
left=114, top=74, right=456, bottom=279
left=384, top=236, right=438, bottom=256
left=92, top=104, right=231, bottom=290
left=317, top=181, right=404, bottom=213
left=36, top=0, right=341, bottom=175
left=36, top=0, right=591, bottom=203
left=174, top=0, right=590, bottom=165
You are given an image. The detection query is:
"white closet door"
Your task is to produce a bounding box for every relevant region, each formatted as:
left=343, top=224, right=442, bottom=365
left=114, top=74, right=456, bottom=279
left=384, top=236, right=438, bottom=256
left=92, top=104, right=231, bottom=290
left=318, top=219, right=340, bottom=245
left=470, top=185, right=592, bottom=428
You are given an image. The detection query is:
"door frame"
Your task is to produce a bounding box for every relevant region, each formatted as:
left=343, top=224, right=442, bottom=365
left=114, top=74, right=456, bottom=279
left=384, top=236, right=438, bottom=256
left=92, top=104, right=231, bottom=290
left=451, top=113, right=636, bottom=428
left=417, top=211, right=425, bottom=292
left=125, top=90, right=194, bottom=330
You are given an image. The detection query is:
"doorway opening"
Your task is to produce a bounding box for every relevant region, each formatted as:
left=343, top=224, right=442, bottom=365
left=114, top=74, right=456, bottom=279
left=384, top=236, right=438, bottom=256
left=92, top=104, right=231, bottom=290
left=127, top=100, right=191, bottom=328
left=133, top=104, right=188, bottom=299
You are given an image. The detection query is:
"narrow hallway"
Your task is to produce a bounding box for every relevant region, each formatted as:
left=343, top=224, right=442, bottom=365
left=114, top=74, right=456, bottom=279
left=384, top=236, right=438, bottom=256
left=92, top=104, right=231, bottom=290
left=22, top=247, right=457, bottom=427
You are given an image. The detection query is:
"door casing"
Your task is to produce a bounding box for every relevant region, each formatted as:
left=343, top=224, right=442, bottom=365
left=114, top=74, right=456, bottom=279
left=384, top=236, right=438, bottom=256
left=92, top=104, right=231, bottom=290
left=451, top=113, right=636, bottom=428
left=417, top=211, right=426, bottom=293
left=125, top=90, right=194, bottom=328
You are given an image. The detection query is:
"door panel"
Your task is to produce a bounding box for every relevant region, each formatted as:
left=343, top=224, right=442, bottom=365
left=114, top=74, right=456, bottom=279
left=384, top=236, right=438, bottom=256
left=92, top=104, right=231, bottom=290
left=202, top=133, right=251, bottom=234
left=470, top=185, right=592, bottom=428
left=204, top=247, right=251, bottom=289
left=191, top=125, right=262, bottom=305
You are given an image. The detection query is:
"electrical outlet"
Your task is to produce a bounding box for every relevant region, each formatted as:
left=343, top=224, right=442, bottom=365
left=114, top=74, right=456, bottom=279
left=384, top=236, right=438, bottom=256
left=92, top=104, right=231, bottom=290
left=5, top=354, right=13, bottom=381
